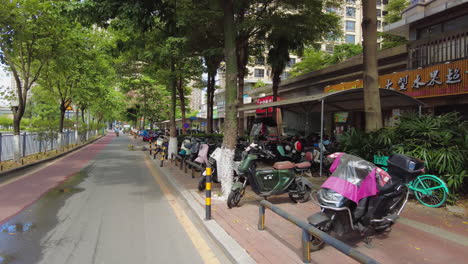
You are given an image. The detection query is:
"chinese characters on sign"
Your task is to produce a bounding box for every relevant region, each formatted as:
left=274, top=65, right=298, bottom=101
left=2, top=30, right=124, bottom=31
left=398, top=75, right=408, bottom=90
left=389, top=69, right=459, bottom=90
left=324, top=58, right=468, bottom=98
left=256, top=96, right=280, bottom=117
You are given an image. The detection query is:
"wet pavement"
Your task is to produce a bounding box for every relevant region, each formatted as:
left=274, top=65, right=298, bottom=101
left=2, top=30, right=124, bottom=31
left=0, top=172, right=87, bottom=264
left=0, top=134, right=218, bottom=264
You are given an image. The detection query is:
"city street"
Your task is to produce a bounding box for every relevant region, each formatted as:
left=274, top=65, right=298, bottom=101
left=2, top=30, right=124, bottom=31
left=0, top=134, right=227, bottom=264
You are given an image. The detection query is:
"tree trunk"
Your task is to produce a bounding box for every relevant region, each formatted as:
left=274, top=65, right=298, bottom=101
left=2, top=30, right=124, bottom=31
left=218, top=0, right=238, bottom=199
left=58, top=102, right=66, bottom=148
left=178, top=78, right=187, bottom=134
left=236, top=40, right=248, bottom=137
left=12, top=99, right=25, bottom=161
left=272, top=68, right=283, bottom=139
left=362, top=0, right=382, bottom=132
left=207, top=71, right=214, bottom=134
left=12, top=109, right=22, bottom=161
left=11, top=68, right=26, bottom=161
left=76, top=109, right=80, bottom=143
left=80, top=106, right=86, bottom=123
left=168, top=60, right=178, bottom=157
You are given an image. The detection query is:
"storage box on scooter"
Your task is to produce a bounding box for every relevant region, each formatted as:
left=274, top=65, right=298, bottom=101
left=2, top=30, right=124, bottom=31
left=387, top=154, right=424, bottom=183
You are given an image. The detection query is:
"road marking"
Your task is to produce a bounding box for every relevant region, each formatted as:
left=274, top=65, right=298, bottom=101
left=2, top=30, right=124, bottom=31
left=144, top=156, right=220, bottom=264
left=399, top=217, right=468, bottom=247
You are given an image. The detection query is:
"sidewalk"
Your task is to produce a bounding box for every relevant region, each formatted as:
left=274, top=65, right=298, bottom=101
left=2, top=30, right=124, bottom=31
left=157, top=150, right=468, bottom=264
left=0, top=135, right=113, bottom=225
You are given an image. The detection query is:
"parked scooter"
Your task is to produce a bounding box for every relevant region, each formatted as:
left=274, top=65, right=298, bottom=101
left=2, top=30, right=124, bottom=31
left=307, top=153, right=424, bottom=251
left=198, top=143, right=246, bottom=191
left=227, top=143, right=313, bottom=208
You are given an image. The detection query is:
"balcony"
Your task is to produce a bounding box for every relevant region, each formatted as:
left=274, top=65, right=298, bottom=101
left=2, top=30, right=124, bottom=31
left=408, top=29, right=468, bottom=69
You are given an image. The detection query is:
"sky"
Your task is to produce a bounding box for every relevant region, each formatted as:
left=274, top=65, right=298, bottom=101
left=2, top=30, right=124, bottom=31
left=0, top=67, right=12, bottom=107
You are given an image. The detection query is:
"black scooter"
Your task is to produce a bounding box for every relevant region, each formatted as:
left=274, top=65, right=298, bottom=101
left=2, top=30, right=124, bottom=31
left=307, top=153, right=424, bottom=251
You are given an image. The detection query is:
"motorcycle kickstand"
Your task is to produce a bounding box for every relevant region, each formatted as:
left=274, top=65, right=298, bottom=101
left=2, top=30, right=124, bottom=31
left=363, top=236, right=374, bottom=249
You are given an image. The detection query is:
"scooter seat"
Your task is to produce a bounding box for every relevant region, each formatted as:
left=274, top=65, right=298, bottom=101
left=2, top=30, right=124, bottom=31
left=295, top=161, right=311, bottom=169
left=273, top=161, right=295, bottom=170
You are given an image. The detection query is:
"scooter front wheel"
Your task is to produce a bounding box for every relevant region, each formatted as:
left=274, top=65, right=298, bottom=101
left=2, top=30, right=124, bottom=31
left=309, top=233, right=325, bottom=252
left=198, top=177, right=206, bottom=191
left=289, top=185, right=312, bottom=203
left=227, top=190, right=242, bottom=209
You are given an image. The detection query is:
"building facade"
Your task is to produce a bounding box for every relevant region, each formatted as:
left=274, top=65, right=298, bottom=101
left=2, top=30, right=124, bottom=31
left=320, top=0, right=388, bottom=53
left=239, top=0, right=468, bottom=137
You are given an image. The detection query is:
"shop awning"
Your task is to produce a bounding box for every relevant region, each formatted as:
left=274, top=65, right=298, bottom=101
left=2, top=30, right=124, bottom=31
left=238, top=88, right=425, bottom=177
left=238, top=88, right=425, bottom=113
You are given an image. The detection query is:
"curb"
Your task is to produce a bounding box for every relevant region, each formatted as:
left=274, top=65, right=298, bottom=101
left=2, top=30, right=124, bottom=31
left=150, top=157, right=256, bottom=264
left=0, top=135, right=106, bottom=181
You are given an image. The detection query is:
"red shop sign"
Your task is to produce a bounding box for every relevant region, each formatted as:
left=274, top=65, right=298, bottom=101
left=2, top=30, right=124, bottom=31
left=256, top=96, right=280, bottom=116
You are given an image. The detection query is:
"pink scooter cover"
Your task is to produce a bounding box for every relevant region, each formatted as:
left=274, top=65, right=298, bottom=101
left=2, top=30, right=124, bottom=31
left=194, top=144, right=209, bottom=165
left=321, top=153, right=391, bottom=204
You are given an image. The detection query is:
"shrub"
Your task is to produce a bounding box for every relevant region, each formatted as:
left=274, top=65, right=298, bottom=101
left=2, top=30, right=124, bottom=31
left=337, top=112, right=468, bottom=203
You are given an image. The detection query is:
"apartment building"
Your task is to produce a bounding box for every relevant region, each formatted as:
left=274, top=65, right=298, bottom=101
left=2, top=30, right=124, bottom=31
left=321, top=0, right=388, bottom=53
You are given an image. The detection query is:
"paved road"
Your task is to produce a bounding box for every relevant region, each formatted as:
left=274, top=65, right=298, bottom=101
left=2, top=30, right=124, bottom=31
left=0, top=134, right=225, bottom=264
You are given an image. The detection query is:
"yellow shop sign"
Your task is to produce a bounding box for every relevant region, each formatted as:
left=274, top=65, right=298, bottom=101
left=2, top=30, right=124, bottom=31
left=324, top=59, right=468, bottom=98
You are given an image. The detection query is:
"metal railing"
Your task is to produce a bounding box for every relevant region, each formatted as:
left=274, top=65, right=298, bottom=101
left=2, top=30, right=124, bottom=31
left=258, top=200, right=380, bottom=264
left=409, top=29, right=468, bottom=69
left=0, top=130, right=101, bottom=162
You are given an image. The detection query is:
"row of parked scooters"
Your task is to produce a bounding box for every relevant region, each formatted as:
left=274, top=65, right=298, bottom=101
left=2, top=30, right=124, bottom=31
left=173, top=136, right=336, bottom=208
left=145, top=134, right=428, bottom=251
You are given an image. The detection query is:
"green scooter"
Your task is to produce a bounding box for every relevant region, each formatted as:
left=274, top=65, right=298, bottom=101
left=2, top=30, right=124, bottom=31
left=227, top=143, right=313, bottom=208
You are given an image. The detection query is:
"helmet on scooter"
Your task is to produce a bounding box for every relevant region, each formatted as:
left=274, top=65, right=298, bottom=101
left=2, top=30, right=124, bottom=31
left=294, top=141, right=302, bottom=152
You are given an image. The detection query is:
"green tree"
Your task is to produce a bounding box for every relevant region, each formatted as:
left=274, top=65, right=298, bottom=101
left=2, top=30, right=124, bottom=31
left=265, top=1, right=340, bottom=102
left=290, top=44, right=362, bottom=77
left=290, top=49, right=330, bottom=77
left=380, top=0, right=409, bottom=49
left=0, top=0, right=63, bottom=160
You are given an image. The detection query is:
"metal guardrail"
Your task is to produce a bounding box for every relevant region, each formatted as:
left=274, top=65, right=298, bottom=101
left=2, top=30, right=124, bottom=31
left=184, top=160, right=203, bottom=178
left=0, top=130, right=102, bottom=162
left=258, top=200, right=380, bottom=264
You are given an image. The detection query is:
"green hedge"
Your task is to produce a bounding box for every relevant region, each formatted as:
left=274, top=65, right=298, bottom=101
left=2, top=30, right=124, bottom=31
left=337, top=112, right=468, bottom=203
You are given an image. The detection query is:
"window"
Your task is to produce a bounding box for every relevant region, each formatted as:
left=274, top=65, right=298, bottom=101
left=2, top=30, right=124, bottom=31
left=280, top=71, right=291, bottom=80
left=377, top=0, right=381, bottom=5
left=377, top=9, right=381, bottom=17
left=377, top=20, right=382, bottom=29
left=326, top=32, right=339, bottom=41
left=346, top=21, right=355, bottom=32
left=325, top=44, right=334, bottom=53
left=326, top=7, right=337, bottom=13
left=346, top=0, right=356, bottom=3
left=345, top=34, right=356, bottom=44
left=255, top=56, right=265, bottom=65
left=254, top=69, right=265, bottom=78
left=287, top=58, right=296, bottom=67
left=346, top=7, right=356, bottom=18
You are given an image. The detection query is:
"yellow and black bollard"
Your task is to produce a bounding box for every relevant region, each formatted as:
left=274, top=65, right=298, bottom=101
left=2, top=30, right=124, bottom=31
left=160, top=145, right=166, bottom=167
left=149, top=141, right=152, bottom=156
left=205, top=165, right=212, bottom=220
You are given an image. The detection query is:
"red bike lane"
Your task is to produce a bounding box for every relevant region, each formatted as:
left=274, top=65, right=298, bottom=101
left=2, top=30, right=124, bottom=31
left=0, top=134, right=113, bottom=225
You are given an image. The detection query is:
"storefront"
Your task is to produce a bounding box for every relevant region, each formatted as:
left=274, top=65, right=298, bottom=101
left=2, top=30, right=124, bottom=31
left=323, top=58, right=468, bottom=134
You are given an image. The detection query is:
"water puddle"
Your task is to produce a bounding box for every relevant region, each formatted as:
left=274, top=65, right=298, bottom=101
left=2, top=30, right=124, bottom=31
left=1, top=223, right=34, bottom=234
left=0, top=171, right=89, bottom=264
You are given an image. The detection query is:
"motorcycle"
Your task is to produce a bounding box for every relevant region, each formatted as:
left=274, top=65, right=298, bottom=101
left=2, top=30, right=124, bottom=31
left=227, top=143, right=313, bottom=208
left=307, top=153, right=425, bottom=251
left=198, top=143, right=245, bottom=191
